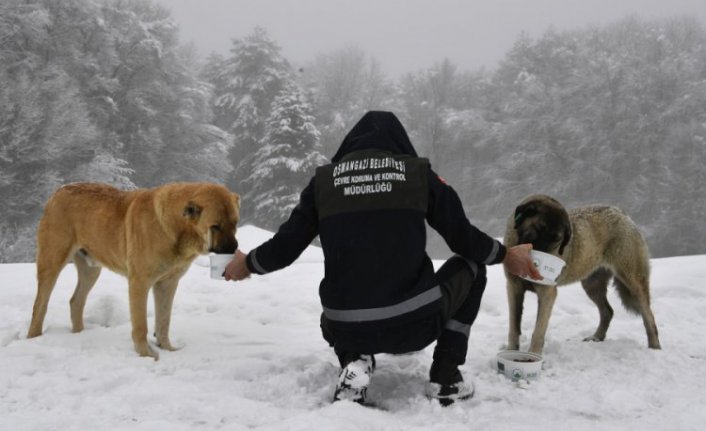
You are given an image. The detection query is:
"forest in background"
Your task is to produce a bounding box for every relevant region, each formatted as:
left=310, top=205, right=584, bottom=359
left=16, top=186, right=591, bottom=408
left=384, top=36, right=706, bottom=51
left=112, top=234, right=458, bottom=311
left=1, top=0, right=705, bottom=262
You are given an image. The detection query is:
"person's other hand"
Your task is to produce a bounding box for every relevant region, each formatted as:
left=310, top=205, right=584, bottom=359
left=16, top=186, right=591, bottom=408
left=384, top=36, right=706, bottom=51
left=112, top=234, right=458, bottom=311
left=224, top=249, right=251, bottom=282
left=503, top=244, right=542, bottom=280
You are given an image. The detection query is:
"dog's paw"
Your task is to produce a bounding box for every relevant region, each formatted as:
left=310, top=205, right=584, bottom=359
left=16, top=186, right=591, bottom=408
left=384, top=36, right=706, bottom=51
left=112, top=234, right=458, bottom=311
left=27, top=327, right=43, bottom=338
left=135, top=342, right=160, bottom=360
left=157, top=340, right=182, bottom=352
left=582, top=335, right=604, bottom=343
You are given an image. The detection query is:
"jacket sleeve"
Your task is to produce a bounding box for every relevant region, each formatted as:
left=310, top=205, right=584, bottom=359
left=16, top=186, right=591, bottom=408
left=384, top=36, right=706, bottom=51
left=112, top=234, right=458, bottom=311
left=425, top=168, right=506, bottom=265
left=245, top=177, right=319, bottom=274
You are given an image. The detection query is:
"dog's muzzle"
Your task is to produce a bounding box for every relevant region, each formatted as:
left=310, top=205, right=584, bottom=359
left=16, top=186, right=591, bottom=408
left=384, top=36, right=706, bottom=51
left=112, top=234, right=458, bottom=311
left=210, top=238, right=237, bottom=254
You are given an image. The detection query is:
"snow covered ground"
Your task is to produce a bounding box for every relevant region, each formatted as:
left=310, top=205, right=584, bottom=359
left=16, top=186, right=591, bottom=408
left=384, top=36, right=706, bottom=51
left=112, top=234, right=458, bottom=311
left=1, top=225, right=705, bottom=431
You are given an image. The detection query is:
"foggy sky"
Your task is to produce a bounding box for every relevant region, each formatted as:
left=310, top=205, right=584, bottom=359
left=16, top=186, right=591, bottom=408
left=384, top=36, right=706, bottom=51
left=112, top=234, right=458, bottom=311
left=162, top=0, right=706, bottom=76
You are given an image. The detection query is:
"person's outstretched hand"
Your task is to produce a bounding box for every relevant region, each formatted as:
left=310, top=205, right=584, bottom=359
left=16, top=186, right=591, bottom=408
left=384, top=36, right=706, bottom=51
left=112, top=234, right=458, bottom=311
left=503, top=244, right=542, bottom=280
left=224, top=249, right=251, bottom=282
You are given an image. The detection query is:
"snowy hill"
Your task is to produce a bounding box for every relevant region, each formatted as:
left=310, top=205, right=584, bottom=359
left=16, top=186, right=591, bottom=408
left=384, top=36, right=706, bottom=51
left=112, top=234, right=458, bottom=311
left=1, top=226, right=705, bottom=431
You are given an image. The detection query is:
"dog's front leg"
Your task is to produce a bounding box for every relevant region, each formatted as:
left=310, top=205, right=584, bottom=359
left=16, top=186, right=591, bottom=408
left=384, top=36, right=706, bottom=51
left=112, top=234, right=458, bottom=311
left=529, top=285, right=558, bottom=354
left=128, top=276, right=158, bottom=360
left=506, top=279, right=525, bottom=350
left=153, top=276, right=181, bottom=351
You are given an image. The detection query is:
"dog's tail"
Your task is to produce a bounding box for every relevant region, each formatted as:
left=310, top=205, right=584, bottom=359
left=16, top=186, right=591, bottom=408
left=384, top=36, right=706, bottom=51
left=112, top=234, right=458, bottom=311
left=613, top=278, right=645, bottom=315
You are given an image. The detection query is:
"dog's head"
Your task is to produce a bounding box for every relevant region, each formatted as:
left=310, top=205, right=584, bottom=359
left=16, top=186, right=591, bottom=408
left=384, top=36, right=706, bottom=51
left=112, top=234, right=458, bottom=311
left=157, top=183, right=240, bottom=256
left=181, top=184, right=241, bottom=255
left=513, top=195, right=571, bottom=255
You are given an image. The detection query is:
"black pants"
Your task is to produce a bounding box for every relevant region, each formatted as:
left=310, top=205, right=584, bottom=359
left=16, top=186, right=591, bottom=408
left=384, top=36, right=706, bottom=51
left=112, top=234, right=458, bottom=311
left=433, top=255, right=487, bottom=367
left=332, top=255, right=487, bottom=369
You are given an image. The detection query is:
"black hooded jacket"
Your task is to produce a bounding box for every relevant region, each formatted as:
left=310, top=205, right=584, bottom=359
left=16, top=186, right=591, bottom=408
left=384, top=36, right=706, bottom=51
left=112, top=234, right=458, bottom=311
left=245, top=111, right=506, bottom=354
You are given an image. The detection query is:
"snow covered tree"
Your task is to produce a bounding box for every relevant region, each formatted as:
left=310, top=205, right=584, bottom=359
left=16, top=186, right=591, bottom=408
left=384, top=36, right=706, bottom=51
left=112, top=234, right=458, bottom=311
left=204, top=27, right=291, bottom=193
left=0, top=68, right=97, bottom=224
left=149, top=45, right=234, bottom=184
left=0, top=1, right=106, bottom=261
left=242, top=84, right=326, bottom=228
left=0, top=0, right=231, bottom=261
left=96, top=0, right=232, bottom=187
left=397, top=59, right=460, bottom=168
left=301, top=46, right=394, bottom=156
left=482, top=17, right=706, bottom=257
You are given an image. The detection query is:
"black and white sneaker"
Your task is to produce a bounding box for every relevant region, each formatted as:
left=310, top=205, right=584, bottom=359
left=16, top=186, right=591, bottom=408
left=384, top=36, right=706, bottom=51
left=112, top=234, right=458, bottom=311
left=427, top=360, right=474, bottom=406
left=426, top=380, right=474, bottom=406
left=333, top=354, right=376, bottom=404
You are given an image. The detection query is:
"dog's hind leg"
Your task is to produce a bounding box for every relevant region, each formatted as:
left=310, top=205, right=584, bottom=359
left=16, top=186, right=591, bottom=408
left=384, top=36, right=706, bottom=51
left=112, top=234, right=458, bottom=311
left=28, top=238, right=74, bottom=338
left=506, top=280, right=526, bottom=351
left=70, top=251, right=102, bottom=333
left=581, top=268, right=614, bottom=343
left=153, top=274, right=182, bottom=351
left=528, top=284, right=558, bottom=354
left=614, top=272, right=661, bottom=350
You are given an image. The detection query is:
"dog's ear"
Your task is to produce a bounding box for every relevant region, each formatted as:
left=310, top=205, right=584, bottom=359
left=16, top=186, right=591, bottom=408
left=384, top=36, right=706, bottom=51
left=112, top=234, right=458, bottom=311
left=559, top=222, right=571, bottom=255
left=183, top=201, right=202, bottom=220
left=514, top=202, right=537, bottom=229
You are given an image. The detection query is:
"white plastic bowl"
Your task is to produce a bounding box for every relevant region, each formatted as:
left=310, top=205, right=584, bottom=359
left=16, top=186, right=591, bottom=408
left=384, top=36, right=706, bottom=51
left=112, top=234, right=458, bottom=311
left=209, top=253, right=233, bottom=279
left=496, top=350, right=543, bottom=381
left=521, top=250, right=566, bottom=285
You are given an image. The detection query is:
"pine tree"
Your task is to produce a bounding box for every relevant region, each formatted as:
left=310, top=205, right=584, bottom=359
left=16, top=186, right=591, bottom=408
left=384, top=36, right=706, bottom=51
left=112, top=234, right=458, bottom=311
left=98, top=0, right=232, bottom=187
left=0, top=0, right=105, bottom=261
left=243, top=84, right=326, bottom=228
left=205, top=27, right=292, bottom=193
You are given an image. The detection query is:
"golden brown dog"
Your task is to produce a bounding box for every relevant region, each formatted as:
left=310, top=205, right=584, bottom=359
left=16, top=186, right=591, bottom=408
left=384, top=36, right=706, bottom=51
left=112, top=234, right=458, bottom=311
left=27, top=182, right=240, bottom=359
left=504, top=194, right=661, bottom=354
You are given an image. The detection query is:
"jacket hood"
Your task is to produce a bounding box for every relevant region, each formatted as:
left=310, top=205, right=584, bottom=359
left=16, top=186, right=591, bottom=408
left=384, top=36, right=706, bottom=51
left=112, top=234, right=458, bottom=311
left=331, top=111, right=418, bottom=162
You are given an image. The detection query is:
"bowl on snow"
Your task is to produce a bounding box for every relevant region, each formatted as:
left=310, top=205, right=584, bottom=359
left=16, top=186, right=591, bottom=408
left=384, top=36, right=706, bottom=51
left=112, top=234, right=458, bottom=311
left=496, top=350, right=543, bottom=381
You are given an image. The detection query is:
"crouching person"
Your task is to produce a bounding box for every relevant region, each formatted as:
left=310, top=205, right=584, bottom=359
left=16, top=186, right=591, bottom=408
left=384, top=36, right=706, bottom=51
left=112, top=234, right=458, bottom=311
left=224, top=111, right=539, bottom=406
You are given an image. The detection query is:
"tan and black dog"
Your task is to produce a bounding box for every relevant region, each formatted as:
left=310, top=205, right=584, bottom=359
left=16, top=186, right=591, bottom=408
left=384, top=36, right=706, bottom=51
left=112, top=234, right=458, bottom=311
left=504, top=194, right=661, bottom=354
left=27, top=182, right=240, bottom=359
